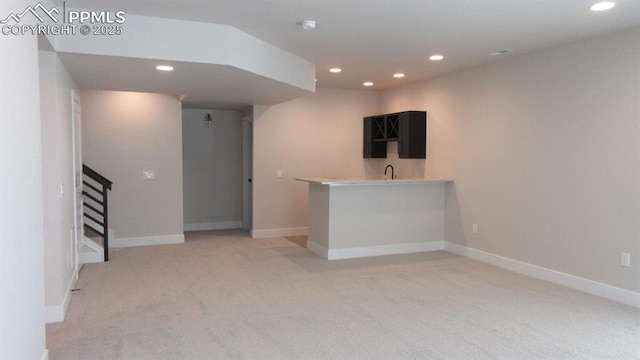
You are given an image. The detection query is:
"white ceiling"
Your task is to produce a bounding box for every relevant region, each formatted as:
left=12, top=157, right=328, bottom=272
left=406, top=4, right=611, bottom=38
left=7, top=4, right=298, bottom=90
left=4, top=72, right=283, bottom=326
left=52, top=0, right=640, bottom=109
left=58, top=53, right=312, bottom=109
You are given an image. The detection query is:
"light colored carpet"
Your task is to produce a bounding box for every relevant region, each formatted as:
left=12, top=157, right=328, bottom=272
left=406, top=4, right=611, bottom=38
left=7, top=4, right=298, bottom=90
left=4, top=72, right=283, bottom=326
left=47, top=231, right=640, bottom=359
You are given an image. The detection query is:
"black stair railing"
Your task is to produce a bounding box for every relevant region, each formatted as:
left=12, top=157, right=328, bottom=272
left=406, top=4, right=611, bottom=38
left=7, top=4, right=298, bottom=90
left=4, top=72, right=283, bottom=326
left=82, top=164, right=113, bottom=261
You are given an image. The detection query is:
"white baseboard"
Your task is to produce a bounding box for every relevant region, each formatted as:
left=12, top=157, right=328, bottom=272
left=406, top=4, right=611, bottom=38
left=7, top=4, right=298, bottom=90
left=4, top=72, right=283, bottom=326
left=45, top=267, right=77, bottom=323
left=444, top=242, right=640, bottom=309
left=184, top=221, right=243, bottom=232
left=111, top=234, right=185, bottom=248
left=251, top=227, right=308, bottom=239
left=309, top=241, right=444, bottom=260
left=329, top=241, right=444, bottom=260
left=41, top=349, right=49, bottom=360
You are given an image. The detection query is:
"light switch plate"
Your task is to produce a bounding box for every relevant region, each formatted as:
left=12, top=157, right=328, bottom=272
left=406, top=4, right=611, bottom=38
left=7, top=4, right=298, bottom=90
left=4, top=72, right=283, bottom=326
left=621, top=253, right=631, bottom=267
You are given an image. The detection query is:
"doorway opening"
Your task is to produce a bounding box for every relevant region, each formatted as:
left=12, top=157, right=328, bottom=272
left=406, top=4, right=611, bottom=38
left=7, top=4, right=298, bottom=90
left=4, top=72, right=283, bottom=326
left=181, top=109, right=252, bottom=234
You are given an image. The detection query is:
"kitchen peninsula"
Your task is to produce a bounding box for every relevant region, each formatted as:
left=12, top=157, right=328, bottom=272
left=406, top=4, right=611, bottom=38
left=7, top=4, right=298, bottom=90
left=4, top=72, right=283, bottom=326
left=296, top=178, right=453, bottom=260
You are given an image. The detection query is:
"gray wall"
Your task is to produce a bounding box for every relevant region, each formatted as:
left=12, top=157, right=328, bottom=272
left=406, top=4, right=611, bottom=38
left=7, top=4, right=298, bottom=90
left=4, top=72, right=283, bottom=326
left=39, top=50, right=79, bottom=319
left=182, top=108, right=243, bottom=229
left=380, top=28, right=640, bottom=293
left=252, top=87, right=380, bottom=234
left=81, top=90, right=184, bottom=242
left=0, top=6, right=47, bottom=357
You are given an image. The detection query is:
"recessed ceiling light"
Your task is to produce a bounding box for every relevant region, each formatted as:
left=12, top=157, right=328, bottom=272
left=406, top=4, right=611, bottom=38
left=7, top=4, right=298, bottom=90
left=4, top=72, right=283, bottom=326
left=156, top=65, right=174, bottom=71
left=393, top=73, right=405, bottom=78
left=363, top=82, right=374, bottom=86
left=429, top=55, right=444, bottom=61
left=329, top=68, right=342, bottom=73
left=590, top=1, right=615, bottom=11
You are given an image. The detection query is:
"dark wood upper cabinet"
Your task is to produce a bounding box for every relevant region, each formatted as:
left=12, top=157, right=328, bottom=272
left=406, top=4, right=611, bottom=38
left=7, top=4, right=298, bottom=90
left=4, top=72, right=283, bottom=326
left=398, top=111, right=426, bottom=159
left=363, top=116, right=387, bottom=158
left=363, top=111, right=426, bottom=159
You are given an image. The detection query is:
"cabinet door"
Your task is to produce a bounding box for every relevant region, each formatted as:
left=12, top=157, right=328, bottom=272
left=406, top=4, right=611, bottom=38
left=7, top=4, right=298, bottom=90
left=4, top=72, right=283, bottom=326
left=363, top=117, right=387, bottom=158
left=372, top=116, right=386, bottom=141
left=398, top=111, right=426, bottom=159
left=385, top=114, right=399, bottom=141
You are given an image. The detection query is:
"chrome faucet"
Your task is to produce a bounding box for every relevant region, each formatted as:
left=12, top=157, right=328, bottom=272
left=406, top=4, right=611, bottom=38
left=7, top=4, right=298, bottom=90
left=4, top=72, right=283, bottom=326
left=384, top=165, right=395, bottom=180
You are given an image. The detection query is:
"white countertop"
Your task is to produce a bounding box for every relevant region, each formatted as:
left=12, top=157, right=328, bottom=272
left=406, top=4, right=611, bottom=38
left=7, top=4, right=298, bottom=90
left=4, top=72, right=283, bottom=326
left=295, top=177, right=453, bottom=186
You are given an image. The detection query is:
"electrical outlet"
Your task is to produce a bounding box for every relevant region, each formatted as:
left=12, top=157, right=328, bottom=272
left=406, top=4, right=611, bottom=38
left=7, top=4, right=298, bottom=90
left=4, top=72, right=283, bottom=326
left=277, top=170, right=283, bottom=178
left=621, top=253, right=631, bottom=267
left=472, top=223, right=478, bottom=234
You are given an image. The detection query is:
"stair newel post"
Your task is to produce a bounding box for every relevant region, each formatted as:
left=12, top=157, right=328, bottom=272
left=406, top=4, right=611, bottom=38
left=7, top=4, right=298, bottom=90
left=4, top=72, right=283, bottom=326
left=102, top=184, right=109, bottom=262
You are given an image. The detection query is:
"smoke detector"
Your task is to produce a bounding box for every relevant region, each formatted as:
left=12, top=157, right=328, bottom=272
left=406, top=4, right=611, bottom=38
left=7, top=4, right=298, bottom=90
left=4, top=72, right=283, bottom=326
left=301, top=20, right=316, bottom=30
left=489, top=49, right=514, bottom=56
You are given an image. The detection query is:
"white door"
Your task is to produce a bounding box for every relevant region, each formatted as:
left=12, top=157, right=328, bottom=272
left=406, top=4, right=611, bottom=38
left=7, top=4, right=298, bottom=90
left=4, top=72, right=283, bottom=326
left=242, top=116, right=253, bottom=231
left=71, top=91, right=83, bottom=275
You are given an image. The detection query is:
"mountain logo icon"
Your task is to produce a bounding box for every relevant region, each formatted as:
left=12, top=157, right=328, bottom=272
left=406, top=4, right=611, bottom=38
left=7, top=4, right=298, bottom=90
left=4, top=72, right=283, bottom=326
left=0, top=3, right=59, bottom=24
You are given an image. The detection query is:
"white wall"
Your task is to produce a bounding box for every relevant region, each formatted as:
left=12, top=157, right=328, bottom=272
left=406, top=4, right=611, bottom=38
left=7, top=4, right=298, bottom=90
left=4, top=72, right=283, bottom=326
left=0, top=5, right=47, bottom=358
left=81, top=91, right=184, bottom=246
left=182, top=109, right=243, bottom=230
left=380, top=28, right=640, bottom=293
left=39, top=50, right=79, bottom=322
left=252, top=87, right=379, bottom=236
